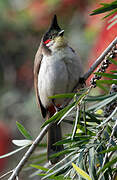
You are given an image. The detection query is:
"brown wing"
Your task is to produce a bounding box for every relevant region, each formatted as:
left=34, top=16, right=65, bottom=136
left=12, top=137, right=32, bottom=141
left=34, top=41, right=47, bottom=118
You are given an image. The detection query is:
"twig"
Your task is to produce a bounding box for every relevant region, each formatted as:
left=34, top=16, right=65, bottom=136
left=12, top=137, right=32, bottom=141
left=83, top=37, right=117, bottom=81
left=0, top=170, right=13, bottom=179
left=8, top=37, right=117, bottom=180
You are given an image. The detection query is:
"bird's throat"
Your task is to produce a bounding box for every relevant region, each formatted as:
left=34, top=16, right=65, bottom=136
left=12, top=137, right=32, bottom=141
left=54, top=36, right=67, bottom=48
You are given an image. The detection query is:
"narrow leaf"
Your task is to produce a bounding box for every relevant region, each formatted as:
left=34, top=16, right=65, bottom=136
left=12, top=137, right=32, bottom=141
left=96, top=79, right=117, bottom=85
left=0, top=146, right=28, bottom=159
left=98, top=156, right=117, bottom=174
left=57, top=105, right=75, bottom=125
left=16, top=121, right=33, bottom=140
left=94, top=72, right=117, bottom=79
left=85, top=93, right=116, bottom=101
left=89, top=147, right=97, bottom=179
left=42, top=101, right=76, bottom=128
left=12, top=139, right=32, bottom=147
left=90, top=2, right=117, bottom=16
left=97, top=107, right=117, bottom=128
left=96, top=82, right=108, bottom=92
left=103, top=9, right=117, bottom=19
left=30, top=164, right=49, bottom=172
left=49, top=93, right=76, bottom=99
left=110, top=70, right=117, bottom=73
left=72, top=106, right=79, bottom=139
left=100, top=145, right=117, bottom=154
left=72, top=163, right=92, bottom=180
left=109, top=58, right=117, bottom=65
left=88, top=93, right=117, bottom=111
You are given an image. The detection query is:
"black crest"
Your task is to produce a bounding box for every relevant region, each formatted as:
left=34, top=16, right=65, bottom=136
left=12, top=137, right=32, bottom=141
left=43, top=15, right=62, bottom=42
left=48, top=15, right=61, bottom=32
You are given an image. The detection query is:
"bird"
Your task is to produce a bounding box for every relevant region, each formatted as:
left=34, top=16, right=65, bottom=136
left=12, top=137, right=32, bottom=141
left=34, top=15, right=83, bottom=164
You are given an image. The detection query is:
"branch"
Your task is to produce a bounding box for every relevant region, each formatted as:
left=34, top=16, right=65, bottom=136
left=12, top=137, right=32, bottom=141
left=8, top=37, right=117, bottom=180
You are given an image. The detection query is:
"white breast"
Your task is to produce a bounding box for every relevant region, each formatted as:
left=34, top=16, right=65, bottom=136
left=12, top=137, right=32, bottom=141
left=38, top=46, right=83, bottom=108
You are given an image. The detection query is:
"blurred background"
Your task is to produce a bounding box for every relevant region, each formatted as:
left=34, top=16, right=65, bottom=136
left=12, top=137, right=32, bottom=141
left=0, top=0, right=117, bottom=179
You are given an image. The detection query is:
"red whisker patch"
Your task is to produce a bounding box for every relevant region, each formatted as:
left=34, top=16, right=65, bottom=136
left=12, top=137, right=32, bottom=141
left=44, top=39, right=51, bottom=44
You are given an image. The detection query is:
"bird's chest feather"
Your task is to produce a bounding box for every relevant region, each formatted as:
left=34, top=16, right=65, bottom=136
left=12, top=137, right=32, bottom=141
left=38, top=48, right=80, bottom=107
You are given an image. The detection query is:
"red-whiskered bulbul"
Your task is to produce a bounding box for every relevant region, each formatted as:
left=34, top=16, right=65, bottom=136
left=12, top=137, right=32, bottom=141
left=34, top=15, right=83, bottom=164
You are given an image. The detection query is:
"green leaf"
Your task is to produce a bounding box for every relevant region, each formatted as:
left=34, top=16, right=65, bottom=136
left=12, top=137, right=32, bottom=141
left=41, top=101, right=76, bottom=128
left=96, top=82, right=108, bottom=92
left=72, top=106, right=79, bottom=139
left=89, top=147, right=98, bottom=179
left=96, top=79, right=117, bottom=85
left=98, top=156, right=117, bottom=174
left=109, top=58, right=117, bottom=65
left=72, top=163, right=92, bottom=180
left=97, top=107, right=117, bottom=128
left=100, top=145, right=117, bottom=154
left=49, top=149, right=73, bottom=159
left=16, top=121, right=33, bottom=140
left=85, top=112, right=100, bottom=124
left=57, top=104, right=75, bottom=124
left=0, top=146, right=28, bottom=159
left=49, top=93, right=76, bottom=99
left=36, top=172, right=70, bottom=180
left=77, top=123, right=96, bottom=136
left=55, top=136, right=91, bottom=145
left=88, top=93, right=117, bottom=111
left=110, top=70, right=117, bottom=73
left=30, top=164, right=50, bottom=172
left=103, top=9, right=117, bottom=19
left=94, top=72, right=117, bottom=79
left=85, top=93, right=116, bottom=102
left=90, top=1, right=117, bottom=16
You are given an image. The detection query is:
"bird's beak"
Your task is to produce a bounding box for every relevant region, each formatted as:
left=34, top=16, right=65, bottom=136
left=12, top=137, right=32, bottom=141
left=58, top=30, right=64, bottom=37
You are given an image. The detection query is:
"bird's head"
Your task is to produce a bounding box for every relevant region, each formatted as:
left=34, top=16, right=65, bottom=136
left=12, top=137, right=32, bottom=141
left=43, top=15, right=66, bottom=49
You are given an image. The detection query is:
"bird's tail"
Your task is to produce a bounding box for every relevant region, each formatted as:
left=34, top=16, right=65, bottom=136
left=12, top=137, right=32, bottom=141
left=46, top=107, right=64, bottom=164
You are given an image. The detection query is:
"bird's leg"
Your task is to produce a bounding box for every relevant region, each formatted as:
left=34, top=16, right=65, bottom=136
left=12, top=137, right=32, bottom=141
left=52, top=99, right=64, bottom=112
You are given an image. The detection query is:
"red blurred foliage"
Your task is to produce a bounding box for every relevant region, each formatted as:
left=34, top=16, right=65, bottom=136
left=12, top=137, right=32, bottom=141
left=0, top=122, right=11, bottom=172
left=86, top=1, right=117, bottom=85
left=28, top=0, right=50, bottom=29
left=61, top=0, right=88, bottom=13
left=27, top=0, right=88, bottom=30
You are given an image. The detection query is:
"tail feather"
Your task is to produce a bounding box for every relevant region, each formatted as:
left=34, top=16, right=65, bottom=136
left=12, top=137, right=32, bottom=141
left=46, top=111, right=64, bottom=164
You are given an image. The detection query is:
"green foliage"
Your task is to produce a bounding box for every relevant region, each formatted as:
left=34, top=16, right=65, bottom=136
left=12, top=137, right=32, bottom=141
left=90, top=0, right=117, bottom=29
left=16, top=121, right=33, bottom=140
left=90, top=1, right=117, bottom=17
